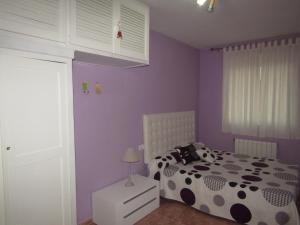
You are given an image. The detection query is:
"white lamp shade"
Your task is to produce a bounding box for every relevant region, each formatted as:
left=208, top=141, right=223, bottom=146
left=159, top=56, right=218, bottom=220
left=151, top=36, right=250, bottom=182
left=122, top=148, right=139, bottom=163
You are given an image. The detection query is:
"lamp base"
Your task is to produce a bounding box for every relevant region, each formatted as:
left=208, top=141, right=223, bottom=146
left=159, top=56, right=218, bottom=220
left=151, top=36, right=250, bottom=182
left=125, top=175, right=134, bottom=187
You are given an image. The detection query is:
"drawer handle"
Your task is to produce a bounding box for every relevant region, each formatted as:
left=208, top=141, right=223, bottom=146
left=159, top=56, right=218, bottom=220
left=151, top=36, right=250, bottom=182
left=123, top=185, right=156, bottom=205
left=123, top=198, right=157, bottom=219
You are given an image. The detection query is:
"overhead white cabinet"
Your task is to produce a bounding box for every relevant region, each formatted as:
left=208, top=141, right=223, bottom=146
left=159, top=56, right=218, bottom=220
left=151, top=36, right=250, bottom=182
left=0, top=0, right=66, bottom=42
left=70, top=0, right=149, bottom=65
left=0, top=53, right=76, bottom=225
left=0, top=0, right=150, bottom=66
left=70, top=0, right=114, bottom=52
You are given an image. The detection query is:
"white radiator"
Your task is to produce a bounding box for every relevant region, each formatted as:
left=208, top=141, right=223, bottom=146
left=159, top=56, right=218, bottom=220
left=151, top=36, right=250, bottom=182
left=234, top=139, right=277, bottom=158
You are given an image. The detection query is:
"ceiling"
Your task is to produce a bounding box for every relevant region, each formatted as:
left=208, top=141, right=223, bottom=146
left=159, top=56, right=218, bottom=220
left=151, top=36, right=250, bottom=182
left=139, top=0, right=300, bottom=49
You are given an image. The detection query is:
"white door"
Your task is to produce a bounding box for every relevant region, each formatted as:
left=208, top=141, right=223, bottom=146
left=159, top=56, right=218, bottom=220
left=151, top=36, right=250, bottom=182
left=0, top=54, right=74, bottom=225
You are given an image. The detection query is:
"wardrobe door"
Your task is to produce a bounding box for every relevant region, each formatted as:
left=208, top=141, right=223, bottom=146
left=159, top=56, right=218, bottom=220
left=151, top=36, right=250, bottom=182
left=0, top=54, right=74, bottom=225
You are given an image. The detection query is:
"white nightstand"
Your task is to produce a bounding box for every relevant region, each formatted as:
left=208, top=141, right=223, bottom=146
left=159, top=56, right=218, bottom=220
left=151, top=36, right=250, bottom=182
left=92, top=175, right=160, bottom=225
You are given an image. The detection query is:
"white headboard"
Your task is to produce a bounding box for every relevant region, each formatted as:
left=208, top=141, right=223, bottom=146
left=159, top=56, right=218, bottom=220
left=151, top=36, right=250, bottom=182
left=143, top=111, right=195, bottom=164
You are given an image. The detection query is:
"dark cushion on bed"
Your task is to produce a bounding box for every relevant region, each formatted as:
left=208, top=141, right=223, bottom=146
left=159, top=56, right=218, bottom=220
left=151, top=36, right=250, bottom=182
left=176, top=144, right=200, bottom=165
left=178, top=144, right=197, bottom=152
left=170, top=151, right=182, bottom=163
left=178, top=151, right=194, bottom=165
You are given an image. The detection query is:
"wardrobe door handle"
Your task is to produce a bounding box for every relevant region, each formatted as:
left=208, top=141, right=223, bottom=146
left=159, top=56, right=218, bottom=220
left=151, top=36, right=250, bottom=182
left=6, top=147, right=11, bottom=151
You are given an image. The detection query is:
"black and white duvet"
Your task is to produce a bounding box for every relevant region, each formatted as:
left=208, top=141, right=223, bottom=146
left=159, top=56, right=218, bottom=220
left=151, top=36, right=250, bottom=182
left=149, top=150, right=299, bottom=225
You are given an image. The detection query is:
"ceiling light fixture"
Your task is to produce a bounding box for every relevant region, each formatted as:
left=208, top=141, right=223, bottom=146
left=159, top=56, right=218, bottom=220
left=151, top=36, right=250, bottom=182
left=197, top=0, right=207, bottom=6
left=197, top=0, right=216, bottom=12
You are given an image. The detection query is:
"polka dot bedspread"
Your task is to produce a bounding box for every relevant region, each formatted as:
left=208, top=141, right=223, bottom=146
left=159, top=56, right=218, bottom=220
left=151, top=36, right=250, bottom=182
left=148, top=150, right=300, bottom=225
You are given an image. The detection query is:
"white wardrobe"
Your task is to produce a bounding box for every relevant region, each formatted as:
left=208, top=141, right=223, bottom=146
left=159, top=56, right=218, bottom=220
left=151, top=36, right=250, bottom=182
left=0, top=0, right=150, bottom=224
left=0, top=51, right=76, bottom=225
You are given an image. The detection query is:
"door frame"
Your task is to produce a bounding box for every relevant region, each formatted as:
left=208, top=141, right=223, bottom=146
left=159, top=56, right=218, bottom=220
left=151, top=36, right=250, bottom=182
left=0, top=125, right=5, bottom=225
left=0, top=48, right=77, bottom=225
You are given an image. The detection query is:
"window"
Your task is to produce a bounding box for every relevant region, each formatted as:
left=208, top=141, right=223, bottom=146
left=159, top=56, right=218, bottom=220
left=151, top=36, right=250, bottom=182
left=222, top=38, right=300, bottom=139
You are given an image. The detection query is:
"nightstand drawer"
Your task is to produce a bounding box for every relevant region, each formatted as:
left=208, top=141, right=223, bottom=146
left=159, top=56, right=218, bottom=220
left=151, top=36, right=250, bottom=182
left=121, top=197, right=159, bottom=225
left=119, top=184, right=158, bottom=216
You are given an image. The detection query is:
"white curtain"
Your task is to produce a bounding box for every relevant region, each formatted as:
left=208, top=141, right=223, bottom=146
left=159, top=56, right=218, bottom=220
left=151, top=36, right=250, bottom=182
left=222, top=38, right=300, bottom=139
left=222, top=44, right=261, bottom=136
left=259, top=39, right=300, bottom=139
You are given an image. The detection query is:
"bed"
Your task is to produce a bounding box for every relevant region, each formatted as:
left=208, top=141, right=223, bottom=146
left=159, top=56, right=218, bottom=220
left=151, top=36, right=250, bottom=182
left=143, top=111, right=299, bottom=225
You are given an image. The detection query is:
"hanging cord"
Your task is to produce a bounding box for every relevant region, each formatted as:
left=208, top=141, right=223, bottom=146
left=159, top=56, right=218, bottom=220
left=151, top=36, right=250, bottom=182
left=208, top=0, right=216, bottom=12
left=116, top=21, right=123, bottom=39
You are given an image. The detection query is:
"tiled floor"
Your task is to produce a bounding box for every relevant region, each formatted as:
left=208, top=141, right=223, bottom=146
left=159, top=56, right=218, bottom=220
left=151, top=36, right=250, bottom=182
left=89, top=197, right=299, bottom=225
left=134, top=198, right=239, bottom=225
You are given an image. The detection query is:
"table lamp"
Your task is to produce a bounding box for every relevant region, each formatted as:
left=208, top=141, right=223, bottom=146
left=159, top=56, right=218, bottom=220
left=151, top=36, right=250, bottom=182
left=122, top=147, right=139, bottom=187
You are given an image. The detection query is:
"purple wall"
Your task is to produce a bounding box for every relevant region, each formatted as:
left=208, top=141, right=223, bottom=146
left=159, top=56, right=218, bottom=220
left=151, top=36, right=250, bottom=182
left=198, top=50, right=300, bottom=165
left=73, top=31, right=200, bottom=223
left=74, top=31, right=300, bottom=223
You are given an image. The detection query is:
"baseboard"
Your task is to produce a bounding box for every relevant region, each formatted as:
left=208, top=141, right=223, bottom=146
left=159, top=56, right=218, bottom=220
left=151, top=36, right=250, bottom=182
left=78, top=219, right=94, bottom=225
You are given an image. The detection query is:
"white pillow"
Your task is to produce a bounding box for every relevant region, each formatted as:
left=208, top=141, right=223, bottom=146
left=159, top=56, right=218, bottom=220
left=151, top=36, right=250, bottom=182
left=196, top=146, right=216, bottom=163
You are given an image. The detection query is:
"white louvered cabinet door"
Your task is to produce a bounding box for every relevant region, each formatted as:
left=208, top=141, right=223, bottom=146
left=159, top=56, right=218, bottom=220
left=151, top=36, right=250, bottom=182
left=0, top=0, right=66, bottom=42
left=70, top=0, right=114, bottom=52
left=115, top=0, right=149, bottom=62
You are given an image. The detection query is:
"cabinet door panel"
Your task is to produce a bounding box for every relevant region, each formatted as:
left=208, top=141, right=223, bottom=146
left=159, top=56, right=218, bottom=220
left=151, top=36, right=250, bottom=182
left=118, top=0, right=149, bottom=61
left=0, top=0, right=66, bottom=41
left=70, top=0, right=114, bottom=52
